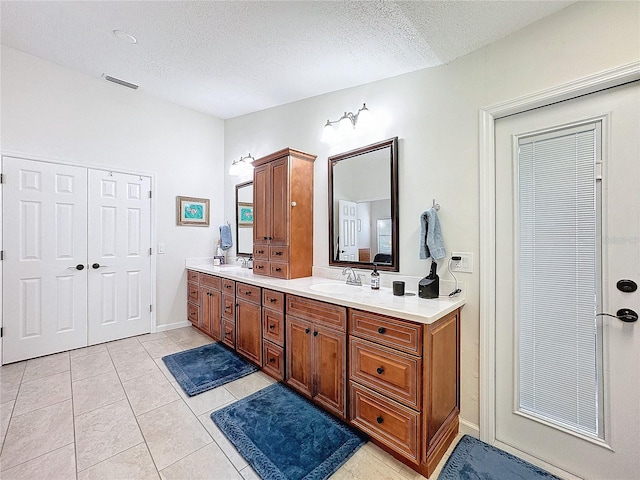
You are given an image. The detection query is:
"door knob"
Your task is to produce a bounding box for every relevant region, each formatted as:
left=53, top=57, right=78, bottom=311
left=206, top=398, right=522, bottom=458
left=617, top=279, right=638, bottom=293
left=376, top=367, right=385, bottom=375
left=68, top=264, right=85, bottom=270
left=597, top=309, right=638, bottom=323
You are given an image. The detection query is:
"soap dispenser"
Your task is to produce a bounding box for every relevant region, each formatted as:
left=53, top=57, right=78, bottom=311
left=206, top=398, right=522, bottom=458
left=419, top=261, right=439, bottom=299
left=370, top=264, right=380, bottom=290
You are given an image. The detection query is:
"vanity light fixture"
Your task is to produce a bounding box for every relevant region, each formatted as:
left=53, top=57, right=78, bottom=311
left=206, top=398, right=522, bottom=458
left=229, top=153, right=255, bottom=176
left=321, top=103, right=371, bottom=143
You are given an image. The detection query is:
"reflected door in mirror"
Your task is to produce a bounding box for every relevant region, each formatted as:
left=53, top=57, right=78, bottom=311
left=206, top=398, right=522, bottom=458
left=235, top=181, right=253, bottom=256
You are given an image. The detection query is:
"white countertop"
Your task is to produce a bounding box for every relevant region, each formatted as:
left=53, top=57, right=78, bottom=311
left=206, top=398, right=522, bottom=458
left=186, top=262, right=465, bottom=325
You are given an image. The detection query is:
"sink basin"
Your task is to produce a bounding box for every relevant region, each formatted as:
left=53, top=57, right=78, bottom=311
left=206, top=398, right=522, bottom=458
left=309, top=283, right=363, bottom=294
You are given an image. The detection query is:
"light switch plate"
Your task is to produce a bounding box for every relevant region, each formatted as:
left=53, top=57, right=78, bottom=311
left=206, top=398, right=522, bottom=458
left=451, top=252, right=473, bottom=273
left=158, top=243, right=166, bottom=254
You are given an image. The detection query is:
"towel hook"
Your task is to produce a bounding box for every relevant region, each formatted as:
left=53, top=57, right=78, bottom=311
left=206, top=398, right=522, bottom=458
left=432, top=199, right=440, bottom=211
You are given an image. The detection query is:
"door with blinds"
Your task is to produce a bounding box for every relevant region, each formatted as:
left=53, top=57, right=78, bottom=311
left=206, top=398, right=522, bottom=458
left=495, top=82, right=640, bottom=479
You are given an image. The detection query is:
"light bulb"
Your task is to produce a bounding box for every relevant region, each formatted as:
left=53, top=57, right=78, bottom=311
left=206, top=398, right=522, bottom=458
left=229, top=160, right=241, bottom=176
left=356, top=105, right=371, bottom=129
left=321, top=122, right=336, bottom=143
left=338, top=114, right=353, bottom=134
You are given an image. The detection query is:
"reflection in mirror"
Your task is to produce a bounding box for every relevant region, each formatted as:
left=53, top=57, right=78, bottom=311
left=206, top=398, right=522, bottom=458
left=328, top=137, right=398, bottom=272
left=235, top=181, right=253, bottom=256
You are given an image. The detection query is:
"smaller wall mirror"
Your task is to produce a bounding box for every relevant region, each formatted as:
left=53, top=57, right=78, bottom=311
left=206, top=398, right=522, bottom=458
left=329, top=137, right=398, bottom=272
left=235, top=181, right=253, bottom=256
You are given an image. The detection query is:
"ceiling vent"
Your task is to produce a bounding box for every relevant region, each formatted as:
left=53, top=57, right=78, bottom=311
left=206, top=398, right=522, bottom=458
left=103, top=75, right=139, bottom=90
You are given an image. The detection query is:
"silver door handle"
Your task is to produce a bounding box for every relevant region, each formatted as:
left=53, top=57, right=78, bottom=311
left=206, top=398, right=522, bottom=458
left=92, top=263, right=109, bottom=269
left=67, top=264, right=85, bottom=271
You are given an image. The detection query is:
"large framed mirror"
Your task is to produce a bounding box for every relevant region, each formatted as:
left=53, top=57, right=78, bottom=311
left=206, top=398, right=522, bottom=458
left=328, top=137, right=398, bottom=272
left=235, top=181, right=253, bottom=256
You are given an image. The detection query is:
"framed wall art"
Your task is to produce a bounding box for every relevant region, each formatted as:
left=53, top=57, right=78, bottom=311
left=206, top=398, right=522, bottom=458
left=176, top=196, right=210, bottom=226
left=237, top=202, right=254, bottom=227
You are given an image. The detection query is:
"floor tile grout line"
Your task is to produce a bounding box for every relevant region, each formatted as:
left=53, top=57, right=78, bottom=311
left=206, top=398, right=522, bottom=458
left=0, top=441, right=75, bottom=475
left=69, top=370, right=79, bottom=480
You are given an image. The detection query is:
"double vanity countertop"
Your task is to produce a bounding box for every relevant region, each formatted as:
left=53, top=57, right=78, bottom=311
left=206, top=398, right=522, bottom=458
left=186, top=261, right=465, bottom=325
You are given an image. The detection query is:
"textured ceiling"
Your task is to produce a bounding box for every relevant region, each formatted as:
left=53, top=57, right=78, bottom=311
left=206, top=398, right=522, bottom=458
left=1, top=1, right=573, bottom=119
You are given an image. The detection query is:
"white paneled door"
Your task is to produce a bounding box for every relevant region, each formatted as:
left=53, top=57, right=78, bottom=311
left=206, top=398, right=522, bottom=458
left=2, top=158, right=88, bottom=363
left=2, top=158, right=152, bottom=363
left=495, top=83, right=640, bottom=478
left=338, top=199, right=358, bottom=261
left=87, top=170, right=151, bottom=345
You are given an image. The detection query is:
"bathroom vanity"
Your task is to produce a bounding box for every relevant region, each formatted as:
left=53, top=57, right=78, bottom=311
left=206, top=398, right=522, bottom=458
left=185, top=263, right=464, bottom=478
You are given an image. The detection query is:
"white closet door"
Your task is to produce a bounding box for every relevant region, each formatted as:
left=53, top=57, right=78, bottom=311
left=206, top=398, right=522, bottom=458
left=87, top=170, right=151, bottom=345
left=2, top=157, right=88, bottom=363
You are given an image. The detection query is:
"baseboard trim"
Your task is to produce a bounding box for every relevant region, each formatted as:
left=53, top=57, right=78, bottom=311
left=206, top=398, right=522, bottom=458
left=459, top=418, right=480, bottom=438
left=157, top=321, right=191, bottom=332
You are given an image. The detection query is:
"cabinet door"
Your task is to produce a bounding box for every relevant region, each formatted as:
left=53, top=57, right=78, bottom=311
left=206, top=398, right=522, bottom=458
left=236, top=299, right=262, bottom=365
left=313, top=326, right=347, bottom=419
left=200, top=287, right=221, bottom=338
left=253, top=163, right=271, bottom=244
left=270, top=157, right=289, bottom=245
left=286, top=316, right=313, bottom=398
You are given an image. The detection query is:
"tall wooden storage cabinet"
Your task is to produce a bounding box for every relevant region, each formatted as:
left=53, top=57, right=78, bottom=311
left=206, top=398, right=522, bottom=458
left=252, top=148, right=316, bottom=279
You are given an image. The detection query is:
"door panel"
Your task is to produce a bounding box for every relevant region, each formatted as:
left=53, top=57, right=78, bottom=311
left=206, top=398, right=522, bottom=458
left=87, top=170, right=151, bottom=344
left=495, top=83, right=640, bottom=478
left=236, top=299, right=262, bottom=365
left=314, top=326, right=346, bottom=419
left=253, top=164, right=271, bottom=245
left=270, top=158, right=289, bottom=245
left=3, top=157, right=88, bottom=363
left=338, top=200, right=358, bottom=261
left=286, top=316, right=313, bottom=398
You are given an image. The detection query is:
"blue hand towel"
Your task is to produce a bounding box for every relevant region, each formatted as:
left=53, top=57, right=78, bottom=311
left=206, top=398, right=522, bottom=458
left=219, top=224, right=233, bottom=251
left=419, top=207, right=446, bottom=260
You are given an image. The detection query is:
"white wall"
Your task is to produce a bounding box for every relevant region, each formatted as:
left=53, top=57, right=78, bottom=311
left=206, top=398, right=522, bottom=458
left=224, top=1, right=640, bottom=430
left=1, top=46, right=225, bottom=330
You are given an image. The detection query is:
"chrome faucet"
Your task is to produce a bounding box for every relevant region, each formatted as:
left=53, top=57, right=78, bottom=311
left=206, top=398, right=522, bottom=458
left=238, top=257, right=249, bottom=268
left=342, top=267, right=362, bottom=286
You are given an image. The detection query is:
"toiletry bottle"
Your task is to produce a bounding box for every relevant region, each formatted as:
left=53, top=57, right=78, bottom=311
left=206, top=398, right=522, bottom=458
left=371, top=264, right=380, bottom=290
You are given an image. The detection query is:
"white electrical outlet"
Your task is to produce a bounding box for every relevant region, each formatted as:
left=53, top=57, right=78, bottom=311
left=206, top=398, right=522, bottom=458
left=450, top=252, right=473, bottom=273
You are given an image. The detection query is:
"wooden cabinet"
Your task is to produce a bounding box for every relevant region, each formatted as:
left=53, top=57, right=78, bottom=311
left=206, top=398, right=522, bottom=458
left=235, top=282, right=262, bottom=366
left=262, top=289, right=285, bottom=381
left=285, top=295, right=347, bottom=419
left=348, top=308, right=460, bottom=478
left=186, top=270, right=221, bottom=340
left=253, top=148, right=316, bottom=279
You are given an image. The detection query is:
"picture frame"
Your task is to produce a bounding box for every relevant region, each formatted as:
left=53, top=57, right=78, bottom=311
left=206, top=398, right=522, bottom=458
left=237, top=202, right=254, bottom=227
left=176, top=196, right=210, bottom=226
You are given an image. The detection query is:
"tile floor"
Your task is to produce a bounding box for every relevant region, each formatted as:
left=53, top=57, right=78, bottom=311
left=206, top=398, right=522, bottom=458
left=0, top=326, right=462, bottom=479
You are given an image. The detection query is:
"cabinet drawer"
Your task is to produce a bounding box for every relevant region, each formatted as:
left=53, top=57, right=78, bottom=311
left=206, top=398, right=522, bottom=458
left=188, top=303, right=199, bottom=324
left=263, top=308, right=285, bottom=347
left=187, top=270, right=200, bottom=283
left=253, top=244, right=269, bottom=260
left=350, top=337, right=422, bottom=409
left=237, top=283, right=261, bottom=304
left=269, top=246, right=289, bottom=262
left=269, top=262, right=289, bottom=279
left=350, top=383, right=420, bottom=463
left=349, top=309, right=423, bottom=355
left=222, top=318, right=235, bottom=349
left=222, top=294, right=235, bottom=320
left=262, top=341, right=284, bottom=381
left=287, top=295, right=346, bottom=332
left=222, top=278, right=235, bottom=294
left=262, top=289, right=284, bottom=311
left=200, top=274, right=221, bottom=290
left=188, top=282, right=199, bottom=304
left=253, top=259, right=269, bottom=276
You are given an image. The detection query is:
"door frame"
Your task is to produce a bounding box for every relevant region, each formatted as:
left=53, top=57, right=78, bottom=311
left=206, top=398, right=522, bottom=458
left=479, top=62, right=640, bottom=452
left=0, top=150, right=158, bottom=363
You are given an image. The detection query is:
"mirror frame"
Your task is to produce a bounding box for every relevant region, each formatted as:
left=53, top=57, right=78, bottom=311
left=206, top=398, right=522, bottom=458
left=235, top=180, right=253, bottom=256
left=328, top=137, right=399, bottom=272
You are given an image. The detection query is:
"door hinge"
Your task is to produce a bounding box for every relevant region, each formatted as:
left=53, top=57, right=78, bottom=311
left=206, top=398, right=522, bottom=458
left=149, top=305, right=153, bottom=313
left=149, top=247, right=152, bottom=255
left=0, top=250, right=4, bottom=261
left=149, top=190, right=152, bottom=199
left=0, top=173, right=4, bottom=184
left=1, top=327, right=3, bottom=337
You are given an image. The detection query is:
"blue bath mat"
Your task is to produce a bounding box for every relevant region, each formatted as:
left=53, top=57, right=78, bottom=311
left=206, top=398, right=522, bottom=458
left=440, top=435, right=562, bottom=479
left=211, top=383, right=367, bottom=480
left=162, top=343, right=258, bottom=396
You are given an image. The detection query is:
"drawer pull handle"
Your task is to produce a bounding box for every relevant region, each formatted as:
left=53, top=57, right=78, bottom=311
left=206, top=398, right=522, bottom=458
left=263, top=237, right=268, bottom=240
left=226, top=285, right=232, bottom=289
left=270, top=298, right=277, bottom=303
left=376, top=416, right=384, bottom=424
left=268, top=357, right=275, bottom=363
left=257, top=250, right=264, bottom=254
left=257, top=265, right=264, bottom=270
left=305, top=328, right=310, bottom=334
left=376, top=367, right=385, bottom=375
left=235, top=303, right=240, bottom=308
left=245, top=291, right=252, bottom=296
left=269, top=324, right=275, bottom=330
left=274, top=251, right=282, bottom=256
left=313, top=331, right=318, bottom=337
left=377, top=327, right=386, bottom=334
left=275, top=267, right=282, bottom=272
